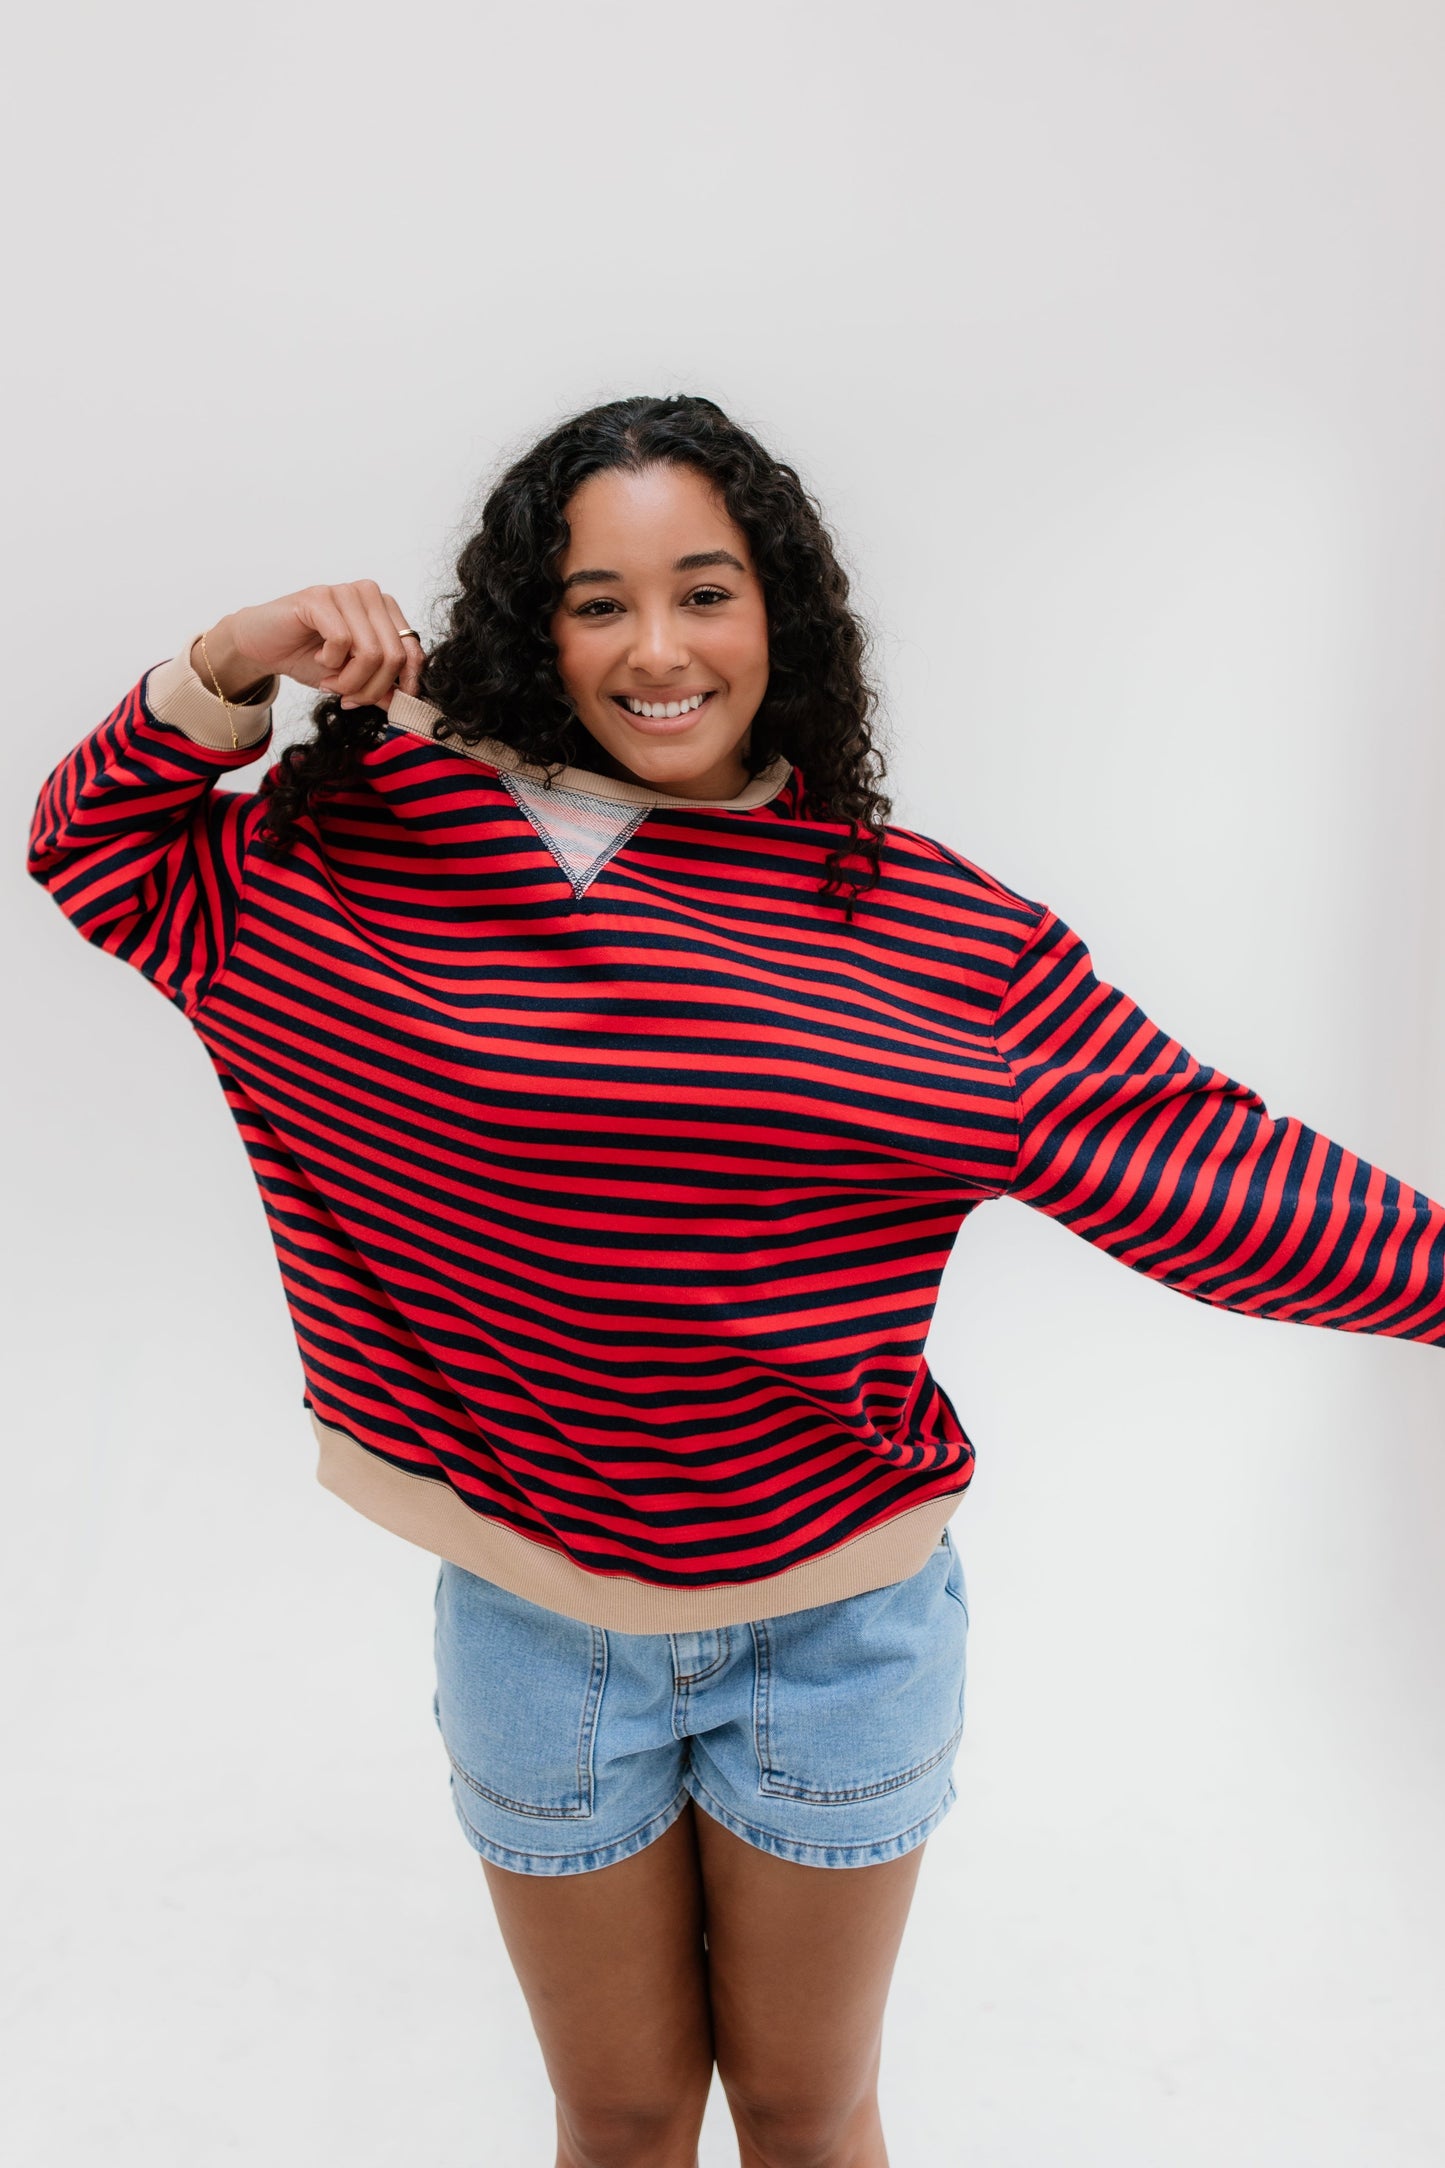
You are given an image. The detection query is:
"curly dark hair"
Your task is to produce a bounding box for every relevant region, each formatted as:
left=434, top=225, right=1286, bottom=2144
left=257, top=393, right=892, bottom=912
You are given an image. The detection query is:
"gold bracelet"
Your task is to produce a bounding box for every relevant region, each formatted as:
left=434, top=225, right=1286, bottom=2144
left=198, top=627, right=241, bottom=752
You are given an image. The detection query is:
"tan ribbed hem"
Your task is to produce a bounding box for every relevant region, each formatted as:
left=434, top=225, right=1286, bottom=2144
left=143, top=635, right=279, bottom=751
left=384, top=690, right=793, bottom=813
left=311, top=1411, right=961, bottom=1630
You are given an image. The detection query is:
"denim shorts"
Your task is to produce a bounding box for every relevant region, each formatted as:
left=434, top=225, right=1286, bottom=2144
left=431, top=1528, right=969, bottom=1875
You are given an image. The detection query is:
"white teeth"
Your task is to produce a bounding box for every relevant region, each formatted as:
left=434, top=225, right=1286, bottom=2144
left=622, top=692, right=709, bottom=717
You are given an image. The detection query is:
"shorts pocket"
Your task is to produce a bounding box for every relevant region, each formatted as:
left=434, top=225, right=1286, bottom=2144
left=433, top=1560, right=607, bottom=1820
left=751, top=1539, right=969, bottom=1804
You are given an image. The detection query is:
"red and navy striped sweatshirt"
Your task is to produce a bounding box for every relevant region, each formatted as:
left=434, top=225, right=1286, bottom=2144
left=27, top=642, right=1445, bottom=1628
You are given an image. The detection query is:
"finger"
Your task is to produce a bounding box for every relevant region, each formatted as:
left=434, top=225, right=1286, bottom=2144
left=334, top=580, right=409, bottom=708
left=298, top=587, right=360, bottom=683
left=383, top=593, right=425, bottom=696
left=327, top=583, right=392, bottom=706
left=355, top=581, right=410, bottom=705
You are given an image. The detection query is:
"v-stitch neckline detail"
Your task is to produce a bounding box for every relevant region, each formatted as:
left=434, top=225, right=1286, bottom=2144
left=500, top=772, right=650, bottom=900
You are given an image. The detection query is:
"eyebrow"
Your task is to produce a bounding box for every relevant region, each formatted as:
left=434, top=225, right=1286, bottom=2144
left=560, top=549, right=747, bottom=593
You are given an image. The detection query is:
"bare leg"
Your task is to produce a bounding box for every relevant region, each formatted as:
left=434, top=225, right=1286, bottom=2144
left=480, top=1799, right=713, bottom=2168
left=695, top=1806, right=927, bottom=2168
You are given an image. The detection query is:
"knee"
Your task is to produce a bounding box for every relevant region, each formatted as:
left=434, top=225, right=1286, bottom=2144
left=725, top=2089, right=874, bottom=2168
left=557, top=2087, right=708, bottom=2168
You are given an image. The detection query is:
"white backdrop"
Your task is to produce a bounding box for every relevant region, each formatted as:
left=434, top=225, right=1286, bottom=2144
left=4, top=3, right=1443, bottom=2162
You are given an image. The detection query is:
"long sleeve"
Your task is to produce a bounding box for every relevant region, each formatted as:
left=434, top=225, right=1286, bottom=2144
left=993, top=906, right=1445, bottom=1345
left=26, top=639, right=280, bottom=1019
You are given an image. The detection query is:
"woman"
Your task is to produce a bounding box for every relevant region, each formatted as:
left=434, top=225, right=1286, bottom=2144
left=28, top=393, right=1445, bottom=2168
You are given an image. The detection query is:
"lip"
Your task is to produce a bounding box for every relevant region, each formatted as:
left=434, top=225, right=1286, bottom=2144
left=609, top=689, right=718, bottom=735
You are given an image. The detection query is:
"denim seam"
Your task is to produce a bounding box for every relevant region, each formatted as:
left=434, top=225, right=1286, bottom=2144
left=686, top=1770, right=957, bottom=1866
left=670, top=1626, right=732, bottom=1685
left=749, top=1616, right=774, bottom=1782
left=756, top=1714, right=966, bottom=1804
left=452, top=1781, right=691, bottom=1873
left=445, top=1747, right=595, bottom=1821
left=578, top=1626, right=608, bottom=1809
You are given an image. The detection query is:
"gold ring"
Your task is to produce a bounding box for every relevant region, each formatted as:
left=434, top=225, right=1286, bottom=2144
left=398, top=627, right=422, bottom=641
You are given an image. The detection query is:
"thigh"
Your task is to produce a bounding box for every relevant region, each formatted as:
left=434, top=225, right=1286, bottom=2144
left=695, top=1803, right=926, bottom=2108
left=481, top=1797, right=714, bottom=2123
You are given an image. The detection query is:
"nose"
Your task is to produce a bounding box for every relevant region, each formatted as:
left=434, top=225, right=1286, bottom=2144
left=626, top=606, right=690, bottom=680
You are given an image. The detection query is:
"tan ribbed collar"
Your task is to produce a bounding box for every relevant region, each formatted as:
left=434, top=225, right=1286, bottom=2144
left=384, top=691, right=793, bottom=813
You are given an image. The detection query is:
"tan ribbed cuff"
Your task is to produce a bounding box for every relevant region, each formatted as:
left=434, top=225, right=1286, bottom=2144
left=143, top=633, right=280, bottom=752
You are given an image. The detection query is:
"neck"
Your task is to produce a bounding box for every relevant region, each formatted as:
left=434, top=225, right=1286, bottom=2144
left=575, top=735, right=753, bottom=803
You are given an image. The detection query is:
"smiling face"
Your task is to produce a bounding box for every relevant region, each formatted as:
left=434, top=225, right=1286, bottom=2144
left=549, top=462, right=771, bottom=799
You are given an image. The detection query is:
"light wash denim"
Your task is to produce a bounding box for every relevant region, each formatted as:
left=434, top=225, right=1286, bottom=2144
left=431, top=1529, right=969, bottom=1875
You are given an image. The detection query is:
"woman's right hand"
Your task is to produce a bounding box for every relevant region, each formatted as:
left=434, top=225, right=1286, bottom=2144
left=191, top=582, right=425, bottom=712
